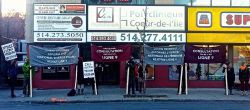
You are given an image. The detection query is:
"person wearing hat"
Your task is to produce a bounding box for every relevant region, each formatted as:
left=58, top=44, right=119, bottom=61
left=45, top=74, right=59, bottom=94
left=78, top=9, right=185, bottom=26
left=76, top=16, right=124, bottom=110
left=222, top=61, right=235, bottom=95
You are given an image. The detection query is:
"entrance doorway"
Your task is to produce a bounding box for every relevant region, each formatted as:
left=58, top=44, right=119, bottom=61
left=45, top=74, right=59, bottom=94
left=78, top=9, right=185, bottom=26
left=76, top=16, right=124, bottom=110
left=96, top=62, right=120, bottom=85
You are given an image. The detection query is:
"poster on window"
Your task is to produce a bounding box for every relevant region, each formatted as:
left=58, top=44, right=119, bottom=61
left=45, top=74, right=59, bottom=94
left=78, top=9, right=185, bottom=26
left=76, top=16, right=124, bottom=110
left=185, top=45, right=226, bottom=63
left=145, top=64, right=155, bottom=80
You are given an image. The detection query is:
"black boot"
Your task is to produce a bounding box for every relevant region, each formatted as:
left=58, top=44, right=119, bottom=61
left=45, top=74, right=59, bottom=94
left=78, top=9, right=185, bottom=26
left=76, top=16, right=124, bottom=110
left=229, top=90, right=234, bottom=95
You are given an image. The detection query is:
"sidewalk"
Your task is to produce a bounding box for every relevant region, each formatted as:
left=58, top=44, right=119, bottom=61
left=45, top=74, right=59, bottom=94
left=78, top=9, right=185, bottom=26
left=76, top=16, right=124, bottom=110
left=1, top=86, right=250, bottom=103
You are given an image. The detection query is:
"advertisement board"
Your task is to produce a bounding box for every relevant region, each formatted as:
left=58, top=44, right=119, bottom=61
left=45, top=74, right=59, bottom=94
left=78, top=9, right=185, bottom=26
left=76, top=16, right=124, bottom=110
left=88, top=6, right=185, bottom=31
left=33, top=4, right=86, bottom=43
left=87, top=32, right=186, bottom=43
left=34, top=15, right=86, bottom=31
left=34, top=4, right=86, bottom=14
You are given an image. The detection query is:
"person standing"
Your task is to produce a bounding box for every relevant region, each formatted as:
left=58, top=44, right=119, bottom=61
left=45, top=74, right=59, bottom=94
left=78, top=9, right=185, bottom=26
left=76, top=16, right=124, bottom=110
left=127, top=56, right=135, bottom=95
left=138, top=62, right=144, bottom=93
left=222, top=61, right=235, bottom=95
left=239, top=62, right=249, bottom=96
left=8, top=60, right=18, bottom=98
left=22, top=58, right=33, bottom=97
left=77, top=57, right=84, bottom=95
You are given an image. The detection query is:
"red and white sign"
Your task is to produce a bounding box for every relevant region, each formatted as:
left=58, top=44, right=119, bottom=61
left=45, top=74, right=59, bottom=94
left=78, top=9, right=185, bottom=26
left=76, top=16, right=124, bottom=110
left=91, top=44, right=131, bottom=62
left=34, top=4, right=86, bottom=14
left=221, top=13, right=250, bottom=27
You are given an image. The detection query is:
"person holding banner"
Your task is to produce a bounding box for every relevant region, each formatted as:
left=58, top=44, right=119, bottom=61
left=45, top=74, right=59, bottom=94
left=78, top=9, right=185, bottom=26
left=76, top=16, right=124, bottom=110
left=222, top=61, right=235, bottom=95
left=22, top=58, right=33, bottom=97
left=77, top=57, right=85, bottom=95
left=8, top=60, right=18, bottom=98
left=126, top=56, right=135, bottom=95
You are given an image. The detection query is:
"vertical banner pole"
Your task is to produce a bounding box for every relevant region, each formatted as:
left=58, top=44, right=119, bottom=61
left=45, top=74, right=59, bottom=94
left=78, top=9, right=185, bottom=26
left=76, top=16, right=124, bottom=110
left=94, top=76, right=98, bottom=95
left=225, top=65, right=229, bottom=95
left=185, top=63, right=188, bottom=95
left=126, top=67, right=130, bottom=95
left=178, top=65, right=183, bottom=95
left=74, top=65, right=78, bottom=90
left=29, top=66, right=33, bottom=98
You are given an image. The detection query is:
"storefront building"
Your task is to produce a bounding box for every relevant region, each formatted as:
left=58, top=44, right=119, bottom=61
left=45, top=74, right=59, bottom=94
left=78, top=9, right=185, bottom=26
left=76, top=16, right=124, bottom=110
left=187, top=7, right=250, bottom=88
left=25, top=0, right=250, bottom=89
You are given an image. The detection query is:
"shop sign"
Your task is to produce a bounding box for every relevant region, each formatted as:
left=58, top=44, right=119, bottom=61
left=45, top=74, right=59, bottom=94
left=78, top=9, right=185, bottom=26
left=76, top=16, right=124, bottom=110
left=1, top=43, right=17, bottom=61
left=34, top=15, right=86, bottom=31
left=188, top=7, right=250, bottom=32
left=144, top=45, right=184, bottom=65
left=88, top=6, right=185, bottom=31
left=91, top=44, right=131, bottom=62
left=29, top=45, right=79, bottom=66
left=34, top=32, right=86, bottom=42
left=34, top=4, right=86, bottom=14
left=185, top=45, right=226, bottom=63
left=221, top=13, right=250, bottom=27
left=87, top=32, right=186, bottom=43
left=83, top=61, right=95, bottom=78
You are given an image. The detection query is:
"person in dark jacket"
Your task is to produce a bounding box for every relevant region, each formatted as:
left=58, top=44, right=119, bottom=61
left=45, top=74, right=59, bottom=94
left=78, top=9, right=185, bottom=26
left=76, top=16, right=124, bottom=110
left=8, top=60, right=18, bottom=98
left=77, top=57, right=84, bottom=95
left=239, top=62, right=249, bottom=96
left=137, top=62, right=144, bottom=93
left=222, top=62, right=235, bottom=95
left=126, top=56, right=135, bottom=95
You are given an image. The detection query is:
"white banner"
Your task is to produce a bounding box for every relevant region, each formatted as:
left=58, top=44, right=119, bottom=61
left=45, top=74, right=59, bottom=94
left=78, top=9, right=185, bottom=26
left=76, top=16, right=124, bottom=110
left=221, top=13, right=250, bottom=27
left=87, top=32, right=186, bottom=43
left=34, top=32, right=86, bottom=42
left=83, top=61, right=95, bottom=78
left=34, top=4, right=86, bottom=14
left=34, top=15, right=86, bottom=31
left=88, top=6, right=185, bottom=31
left=1, top=43, right=17, bottom=61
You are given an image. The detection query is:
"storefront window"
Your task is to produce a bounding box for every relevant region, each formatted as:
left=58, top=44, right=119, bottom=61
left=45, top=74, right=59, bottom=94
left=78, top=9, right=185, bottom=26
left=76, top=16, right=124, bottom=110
left=233, top=46, right=250, bottom=83
left=192, top=0, right=211, bottom=6
left=42, top=66, right=70, bottom=80
left=232, top=0, right=250, bottom=6
left=212, top=0, right=230, bottom=6
left=169, top=45, right=227, bottom=81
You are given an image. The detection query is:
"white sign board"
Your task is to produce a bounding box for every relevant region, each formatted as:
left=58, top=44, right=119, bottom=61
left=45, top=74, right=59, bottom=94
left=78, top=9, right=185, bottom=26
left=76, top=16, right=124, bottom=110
left=88, top=6, right=185, bottom=31
left=34, top=4, right=86, bottom=14
left=221, top=13, right=250, bottom=27
left=1, top=43, right=17, bottom=61
left=87, top=32, right=186, bottom=43
left=33, top=4, right=87, bottom=43
left=34, top=32, right=86, bottom=42
left=83, top=61, right=95, bottom=78
left=34, top=15, right=86, bottom=31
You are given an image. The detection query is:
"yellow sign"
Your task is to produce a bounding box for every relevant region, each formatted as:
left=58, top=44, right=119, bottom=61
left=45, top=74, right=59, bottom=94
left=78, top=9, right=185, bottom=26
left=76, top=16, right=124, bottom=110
left=188, top=7, right=250, bottom=32
left=188, top=33, right=250, bottom=43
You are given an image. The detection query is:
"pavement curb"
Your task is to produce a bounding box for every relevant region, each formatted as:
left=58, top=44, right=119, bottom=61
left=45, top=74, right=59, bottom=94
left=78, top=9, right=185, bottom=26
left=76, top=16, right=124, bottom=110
left=4, top=98, right=250, bottom=104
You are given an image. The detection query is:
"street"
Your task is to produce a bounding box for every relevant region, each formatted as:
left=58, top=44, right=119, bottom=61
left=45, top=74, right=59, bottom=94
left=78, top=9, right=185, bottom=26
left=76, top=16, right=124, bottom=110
left=1, top=101, right=250, bottom=110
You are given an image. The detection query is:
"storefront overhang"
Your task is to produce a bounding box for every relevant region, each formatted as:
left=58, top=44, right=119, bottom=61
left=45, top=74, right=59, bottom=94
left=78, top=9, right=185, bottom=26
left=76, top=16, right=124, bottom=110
left=188, top=33, right=250, bottom=43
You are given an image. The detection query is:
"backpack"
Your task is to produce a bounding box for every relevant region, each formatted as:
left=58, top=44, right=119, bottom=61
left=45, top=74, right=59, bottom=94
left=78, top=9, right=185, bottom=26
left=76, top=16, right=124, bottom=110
left=67, top=89, right=76, bottom=96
